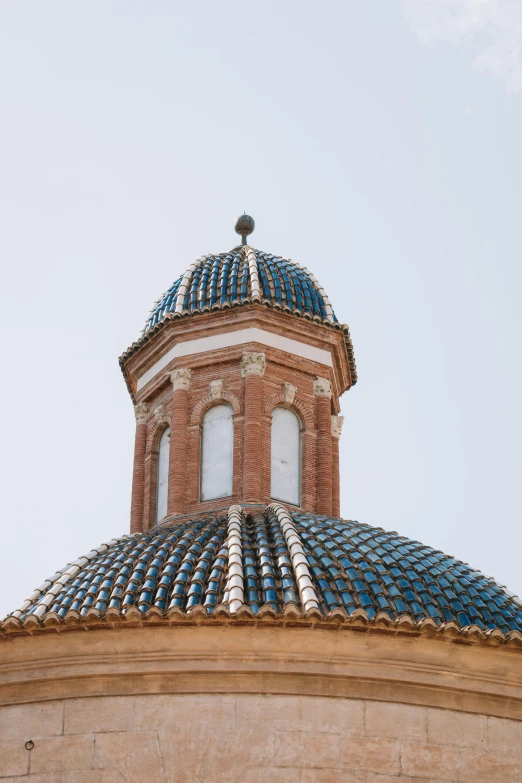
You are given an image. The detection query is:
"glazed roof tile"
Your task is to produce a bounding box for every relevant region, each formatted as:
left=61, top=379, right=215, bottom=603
left=142, top=247, right=337, bottom=333
left=4, top=507, right=522, bottom=646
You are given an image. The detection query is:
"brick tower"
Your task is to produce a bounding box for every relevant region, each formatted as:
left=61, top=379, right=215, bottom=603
left=121, top=215, right=357, bottom=532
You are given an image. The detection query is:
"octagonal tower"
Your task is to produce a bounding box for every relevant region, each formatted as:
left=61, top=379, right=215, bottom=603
left=121, top=218, right=356, bottom=530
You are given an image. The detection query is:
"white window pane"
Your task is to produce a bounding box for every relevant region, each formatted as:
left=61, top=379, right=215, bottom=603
left=271, top=407, right=300, bottom=506
left=156, top=427, right=170, bottom=522
left=201, top=404, right=233, bottom=501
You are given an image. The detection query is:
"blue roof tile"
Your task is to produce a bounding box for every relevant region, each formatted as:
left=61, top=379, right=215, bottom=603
left=8, top=511, right=522, bottom=636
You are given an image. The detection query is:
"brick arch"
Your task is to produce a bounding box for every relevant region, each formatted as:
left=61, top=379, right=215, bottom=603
left=264, top=393, right=314, bottom=430
left=190, top=391, right=241, bottom=426
left=146, top=416, right=172, bottom=452
left=143, top=417, right=172, bottom=530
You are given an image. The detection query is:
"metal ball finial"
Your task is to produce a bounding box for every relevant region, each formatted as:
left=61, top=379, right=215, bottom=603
left=235, top=214, right=255, bottom=245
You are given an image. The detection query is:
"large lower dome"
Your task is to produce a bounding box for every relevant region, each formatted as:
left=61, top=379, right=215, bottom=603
left=5, top=508, right=522, bottom=641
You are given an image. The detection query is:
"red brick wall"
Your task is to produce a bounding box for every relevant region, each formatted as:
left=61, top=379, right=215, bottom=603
left=125, top=309, right=350, bottom=530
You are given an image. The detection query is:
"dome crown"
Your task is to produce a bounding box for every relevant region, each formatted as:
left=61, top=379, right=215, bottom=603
left=142, top=246, right=337, bottom=335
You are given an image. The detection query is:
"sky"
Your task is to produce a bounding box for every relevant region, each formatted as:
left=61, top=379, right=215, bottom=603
left=0, top=1, right=521, bottom=618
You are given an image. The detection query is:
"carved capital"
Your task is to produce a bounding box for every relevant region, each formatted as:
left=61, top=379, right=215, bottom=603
left=170, top=367, right=192, bottom=392
left=241, top=352, right=266, bottom=378
left=209, top=379, right=224, bottom=400
left=314, top=377, right=332, bottom=398
left=134, top=402, right=149, bottom=425
left=331, top=415, right=344, bottom=439
left=282, top=382, right=297, bottom=405
left=154, top=405, right=171, bottom=427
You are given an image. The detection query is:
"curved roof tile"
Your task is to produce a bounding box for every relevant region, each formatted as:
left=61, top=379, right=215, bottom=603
left=142, top=246, right=337, bottom=334
left=5, top=508, right=522, bottom=639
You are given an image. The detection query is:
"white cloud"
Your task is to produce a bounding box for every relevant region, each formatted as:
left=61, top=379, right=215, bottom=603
left=402, top=0, right=522, bottom=93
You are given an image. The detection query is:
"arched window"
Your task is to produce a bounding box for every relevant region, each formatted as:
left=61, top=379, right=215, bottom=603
left=156, top=427, right=170, bottom=522
left=201, top=404, right=233, bottom=501
left=271, top=407, right=300, bottom=506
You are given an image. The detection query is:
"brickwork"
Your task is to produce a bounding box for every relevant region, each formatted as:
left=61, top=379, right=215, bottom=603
left=130, top=403, right=148, bottom=533
left=331, top=414, right=344, bottom=518
left=142, top=388, right=172, bottom=528
left=167, top=369, right=191, bottom=516
left=242, top=353, right=265, bottom=502
left=125, top=308, right=352, bottom=530
left=332, top=437, right=340, bottom=518
left=315, top=378, right=333, bottom=515
left=1, top=695, right=520, bottom=782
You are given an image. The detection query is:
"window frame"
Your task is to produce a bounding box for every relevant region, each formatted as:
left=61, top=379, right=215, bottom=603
left=270, top=405, right=302, bottom=507
left=199, top=403, right=234, bottom=502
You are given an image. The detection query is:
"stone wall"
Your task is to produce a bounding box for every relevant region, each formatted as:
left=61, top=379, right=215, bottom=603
left=1, top=694, right=521, bottom=782
left=1, top=625, right=521, bottom=782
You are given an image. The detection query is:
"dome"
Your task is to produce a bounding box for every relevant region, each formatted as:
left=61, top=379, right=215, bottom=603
left=5, top=508, right=522, bottom=641
left=143, top=247, right=338, bottom=332
left=118, top=241, right=358, bottom=393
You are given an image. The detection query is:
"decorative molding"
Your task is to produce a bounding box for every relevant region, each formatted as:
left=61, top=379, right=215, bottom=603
left=134, top=402, right=149, bottom=425
left=209, top=379, right=224, bottom=400
left=2, top=624, right=522, bottom=720
left=241, top=352, right=266, bottom=378
left=170, top=367, right=192, bottom=392
left=224, top=505, right=244, bottom=614
left=331, top=415, right=344, bottom=439
left=136, top=327, right=333, bottom=392
left=314, top=377, right=332, bottom=398
left=282, top=382, right=297, bottom=405
left=154, top=405, right=171, bottom=427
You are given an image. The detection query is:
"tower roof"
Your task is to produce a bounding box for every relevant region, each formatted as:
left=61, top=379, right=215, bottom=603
left=143, top=246, right=338, bottom=332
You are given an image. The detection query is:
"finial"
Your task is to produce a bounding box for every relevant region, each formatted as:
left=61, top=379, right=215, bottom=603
left=235, top=214, right=255, bottom=245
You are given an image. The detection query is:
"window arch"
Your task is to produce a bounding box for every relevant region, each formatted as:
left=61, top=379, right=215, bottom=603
left=201, top=404, right=233, bottom=501
left=270, top=407, right=300, bottom=506
left=156, top=427, right=170, bottom=523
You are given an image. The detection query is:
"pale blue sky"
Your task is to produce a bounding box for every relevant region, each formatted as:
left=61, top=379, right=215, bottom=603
left=0, top=1, right=521, bottom=617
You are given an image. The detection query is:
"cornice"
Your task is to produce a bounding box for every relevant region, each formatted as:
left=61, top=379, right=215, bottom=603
left=2, top=602, right=521, bottom=655
left=119, top=301, right=357, bottom=403
left=0, top=621, right=521, bottom=719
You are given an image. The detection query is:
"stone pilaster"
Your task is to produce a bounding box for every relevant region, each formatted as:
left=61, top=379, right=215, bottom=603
left=314, top=377, right=333, bottom=515
left=241, top=352, right=265, bottom=502
left=130, top=402, right=149, bottom=533
left=331, top=415, right=344, bottom=519
left=167, top=368, right=191, bottom=516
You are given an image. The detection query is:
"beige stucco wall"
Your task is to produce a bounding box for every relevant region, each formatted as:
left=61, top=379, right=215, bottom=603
left=1, top=625, right=521, bottom=781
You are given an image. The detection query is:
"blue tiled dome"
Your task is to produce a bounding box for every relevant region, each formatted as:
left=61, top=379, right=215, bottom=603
left=143, top=247, right=338, bottom=333
left=6, top=510, right=522, bottom=638
left=118, top=244, right=358, bottom=396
